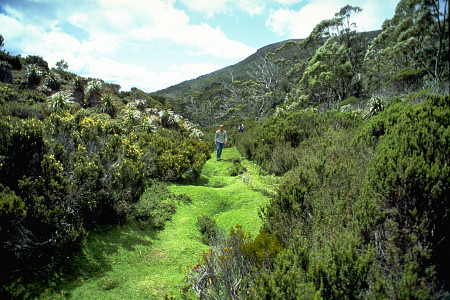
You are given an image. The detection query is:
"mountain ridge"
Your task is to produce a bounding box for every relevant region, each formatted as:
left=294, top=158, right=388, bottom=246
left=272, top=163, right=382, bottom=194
left=154, top=38, right=303, bottom=98
left=155, top=30, right=381, bottom=99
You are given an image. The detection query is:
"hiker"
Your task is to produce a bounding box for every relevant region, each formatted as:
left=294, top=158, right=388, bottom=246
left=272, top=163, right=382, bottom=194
left=214, top=125, right=227, bottom=160
left=237, top=123, right=245, bottom=132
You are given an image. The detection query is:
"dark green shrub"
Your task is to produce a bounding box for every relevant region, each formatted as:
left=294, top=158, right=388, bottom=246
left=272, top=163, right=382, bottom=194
left=25, top=55, right=48, bottom=69
left=21, top=89, right=47, bottom=103
left=229, top=157, right=246, bottom=176
left=340, top=96, right=360, bottom=106
left=184, top=225, right=255, bottom=299
left=236, top=110, right=362, bottom=174
left=261, top=168, right=311, bottom=244
left=1, top=102, right=44, bottom=119
left=252, top=233, right=373, bottom=299
left=0, top=84, right=17, bottom=103
left=356, top=94, right=449, bottom=295
left=0, top=184, right=26, bottom=227
left=99, top=93, right=116, bottom=117
left=97, top=276, right=120, bottom=291
left=174, top=193, right=192, bottom=204
left=44, top=71, right=61, bottom=91
left=196, top=215, right=217, bottom=245
left=0, top=50, right=22, bottom=70
left=128, top=181, right=176, bottom=228
left=241, top=230, right=284, bottom=269
left=26, top=65, right=43, bottom=87
left=0, top=117, right=45, bottom=190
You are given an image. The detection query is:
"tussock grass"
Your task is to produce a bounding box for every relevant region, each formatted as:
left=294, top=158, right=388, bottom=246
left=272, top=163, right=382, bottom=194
left=49, top=147, right=270, bottom=299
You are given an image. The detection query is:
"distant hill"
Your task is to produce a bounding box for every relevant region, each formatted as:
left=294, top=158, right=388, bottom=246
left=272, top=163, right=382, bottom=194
left=155, top=30, right=381, bottom=99
left=155, top=38, right=304, bottom=99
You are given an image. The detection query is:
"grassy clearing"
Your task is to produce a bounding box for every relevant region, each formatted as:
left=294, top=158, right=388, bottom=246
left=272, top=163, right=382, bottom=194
left=48, top=147, right=272, bottom=299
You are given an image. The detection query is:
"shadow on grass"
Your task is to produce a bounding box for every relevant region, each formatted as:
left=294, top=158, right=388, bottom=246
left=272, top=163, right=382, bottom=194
left=220, top=158, right=234, bottom=163
left=58, top=221, right=160, bottom=295
left=175, top=174, right=210, bottom=187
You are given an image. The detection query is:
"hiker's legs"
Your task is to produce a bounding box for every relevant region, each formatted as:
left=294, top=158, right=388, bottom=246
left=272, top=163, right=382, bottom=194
left=216, top=142, right=224, bottom=159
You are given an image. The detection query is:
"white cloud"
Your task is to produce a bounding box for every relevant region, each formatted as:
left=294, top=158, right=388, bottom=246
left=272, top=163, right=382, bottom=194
left=67, top=13, right=89, bottom=28
left=266, top=0, right=398, bottom=38
left=178, top=23, right=255, bottom=59
left=74, top=56, right=219, bottom=92
left=273, top=0, right=304, bottom=4
left=178, top=0, right=229, bottom=16
left=0, top=0, right=256, bottom=91
left=0, top=13, right=81, bottom=59
left=76, top=0, right=255, bottom=60
left=178, top=0, right=266, bottom=16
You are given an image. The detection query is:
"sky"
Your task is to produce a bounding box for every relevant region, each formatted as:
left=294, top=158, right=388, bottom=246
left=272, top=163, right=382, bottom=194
left=0, top=0, right=399, bottom=93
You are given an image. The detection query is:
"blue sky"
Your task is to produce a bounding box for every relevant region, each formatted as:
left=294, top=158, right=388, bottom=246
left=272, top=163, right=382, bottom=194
left=0, top=0, right=399, bottom=92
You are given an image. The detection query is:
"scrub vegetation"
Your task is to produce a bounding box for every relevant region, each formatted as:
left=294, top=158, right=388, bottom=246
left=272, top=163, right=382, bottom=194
left=0, top=0, right=449, bottom=298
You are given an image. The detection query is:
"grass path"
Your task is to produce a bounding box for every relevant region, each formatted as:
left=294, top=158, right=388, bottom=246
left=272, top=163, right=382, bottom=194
left=52, top=147, right=271, bottom=299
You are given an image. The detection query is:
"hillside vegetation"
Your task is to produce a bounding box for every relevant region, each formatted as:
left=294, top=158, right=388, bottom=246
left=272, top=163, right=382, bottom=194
left=0, top=0, right=449, bottom=298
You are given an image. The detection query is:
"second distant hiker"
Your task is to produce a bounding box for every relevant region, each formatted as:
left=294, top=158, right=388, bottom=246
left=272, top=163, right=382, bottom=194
left=214, top=125, right=227, bottom=161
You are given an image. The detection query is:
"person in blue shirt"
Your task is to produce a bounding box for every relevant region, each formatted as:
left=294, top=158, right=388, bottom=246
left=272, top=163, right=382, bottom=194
left=237, top=123, right=245, bottom=132
left=214, top=125, right=227, bottom=160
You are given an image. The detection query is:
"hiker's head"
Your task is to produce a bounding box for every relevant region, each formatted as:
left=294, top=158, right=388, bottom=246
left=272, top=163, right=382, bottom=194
left=219, top=125, right=224, bottom=132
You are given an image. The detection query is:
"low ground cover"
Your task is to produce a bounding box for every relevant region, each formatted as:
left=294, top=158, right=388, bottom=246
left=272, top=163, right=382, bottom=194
left=48, top=147, right=271, bottom=299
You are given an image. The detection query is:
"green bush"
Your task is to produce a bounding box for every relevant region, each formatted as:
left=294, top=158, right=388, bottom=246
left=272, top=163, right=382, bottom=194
left=355, top=94, right=449, bottom=295
left=184, top=225, right=256, bottom=299
left=128, top=181, right=176, bottom=228
left=195, top=215, right=218, bottom=245
left=0, top=84, right=17, bottom=104
left=44, top=71, right=61, bottom=91
left=97, top=276, right=120, bottom=291
left=228, top=157, right=246, bottom=176
left=236, top=110, right=362, bottom=174
left=0, top=117, right=45, bottom=190
left=99, top=93, right=116, bottom=117
left=174, top=193, right=192, bottom=204
left=26, top=65, right=43, bottom=87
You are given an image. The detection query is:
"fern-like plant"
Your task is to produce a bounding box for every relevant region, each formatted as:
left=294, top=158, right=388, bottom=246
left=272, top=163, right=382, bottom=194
left=73, top=76, right=86, bottom=93
left=47, top=92, right=68, bottom=113
left=44, top=71, right=61, bottom=91
left=368, top=96, right=385, bottom=117
left=26, top=64, right=43, bottom=87
left=100, top=93, right=115, bottom=117
left=87, top=80, right=102, bottom=98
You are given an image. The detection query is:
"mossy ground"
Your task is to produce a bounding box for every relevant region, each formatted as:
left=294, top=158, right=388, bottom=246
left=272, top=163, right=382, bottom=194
left=47, top=147, right=272, bottom=299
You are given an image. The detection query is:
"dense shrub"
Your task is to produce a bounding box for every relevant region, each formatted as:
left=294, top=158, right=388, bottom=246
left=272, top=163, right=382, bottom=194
left=355, top=94, right=450, bottom=295
left=26, top=65, right=43, bottom=88
left=0, top=50, right=22, bottom=70
left=185, top=225, right=284, bottom=298
left=0, top=84, right=17, bottom=103
left=250, top=94, right=449, bottom=298
left=25, top=55, right=48, bottom=70
left=0, top=102, right=210, bottom=295
left=44, top=71, right=61, bottom=92
left=128, top=181, right=176, bottom=228
left=0, top=117, right=45, bottom=190
left=228, top=157, right=246, bottom=176
left=236, top=109, right=362, bottom=175
left=195, top=215, right=218, bottom=245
